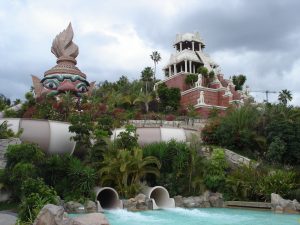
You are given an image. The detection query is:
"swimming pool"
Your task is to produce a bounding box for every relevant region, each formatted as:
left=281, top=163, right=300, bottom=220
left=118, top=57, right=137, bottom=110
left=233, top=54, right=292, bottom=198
left=105, top=208, right=300, bottom=225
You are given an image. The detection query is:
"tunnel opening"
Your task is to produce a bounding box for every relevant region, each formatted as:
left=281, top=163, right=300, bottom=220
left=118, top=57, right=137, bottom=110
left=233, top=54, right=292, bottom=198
left=96, top=188, right=119, bottom=209
left=150, top=187, right=170, bottom=208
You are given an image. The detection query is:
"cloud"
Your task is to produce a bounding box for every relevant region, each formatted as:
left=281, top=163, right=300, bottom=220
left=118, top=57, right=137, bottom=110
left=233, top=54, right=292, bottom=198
left=0, top=0, right=299, bottom=106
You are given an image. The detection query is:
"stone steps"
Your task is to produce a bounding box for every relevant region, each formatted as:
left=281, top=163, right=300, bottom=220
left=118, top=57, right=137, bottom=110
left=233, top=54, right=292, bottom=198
left=225, top=201, right=271, bottom=209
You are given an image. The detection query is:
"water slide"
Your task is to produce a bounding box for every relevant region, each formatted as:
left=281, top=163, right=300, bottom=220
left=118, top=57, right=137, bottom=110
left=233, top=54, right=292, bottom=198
left=0, top=118, right=76, bottom=155
left=94, top=187, right=122, bottom=211
left=143, top=186, right=175, bottom=209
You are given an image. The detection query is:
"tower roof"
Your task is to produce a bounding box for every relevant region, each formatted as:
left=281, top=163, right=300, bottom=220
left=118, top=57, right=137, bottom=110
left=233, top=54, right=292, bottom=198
left=174, top=32, right=205, bottom=45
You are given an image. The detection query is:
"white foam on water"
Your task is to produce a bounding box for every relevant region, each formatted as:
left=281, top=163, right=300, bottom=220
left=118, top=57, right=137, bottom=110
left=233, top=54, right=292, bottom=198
left=105, top=209, right=164, bottom=223
left=165, top=207, right=211, bottom=217
left=165, top=207, right=252, bottom=223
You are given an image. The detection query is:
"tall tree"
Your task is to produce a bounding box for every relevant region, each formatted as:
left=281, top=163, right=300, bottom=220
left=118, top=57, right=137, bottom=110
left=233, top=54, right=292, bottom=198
left=150, top=51, right=161, bottom=81
left=232, top=74, right=247, bottom=91
left=278, top=89, right=292, bottom=105
left=134, top=92, right=153, bottom=113
left=140, top=67, right=154, bottom=93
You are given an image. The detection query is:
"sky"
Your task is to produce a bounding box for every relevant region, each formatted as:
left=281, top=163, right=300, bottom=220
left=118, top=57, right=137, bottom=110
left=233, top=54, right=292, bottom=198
left=0, top=0, right=300, bottom=105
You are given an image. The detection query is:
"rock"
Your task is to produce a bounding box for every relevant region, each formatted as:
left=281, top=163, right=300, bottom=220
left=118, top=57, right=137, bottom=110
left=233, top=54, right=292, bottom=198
left=123, top=194, right=153, bottom=211
left=174, top=195, right=183, bottom=207
left=209, top=193, right=223, bottom=207
left=0, top=138, right=21, bottom=169
left=33, top=204, right=66, bottom=225
left=85, top=200, right=97, bottom=213
left=202, top=191, right=211, bottom=202
left=123, top=198, right=137, bottom=211
left=146, top=198, right=153, bottom=210
left=135, top=193, right=146, bottom=202
left=64, top=201, right=85, bottom=214
left=271, top=193, right=300, bottom=214
left=72, top=213, right=109, bottom=225
left=183, top=197, right=196, bottom=208
left=0, top=211, right=17, bottom=225
left=202, top=201, right=211, bottom=208
left=33, top=204, right=109, bottom=225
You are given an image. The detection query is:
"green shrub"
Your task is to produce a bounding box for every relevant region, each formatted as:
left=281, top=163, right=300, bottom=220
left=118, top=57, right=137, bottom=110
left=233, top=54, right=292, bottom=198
left=257, top=170, right=296, bottom=201
left=66, top=157, right=96, bottom=199
left=40, top=154, right=70, bottom=193
left=185, top=74, right=198, bottom=87
left=18, top=178, right=57, bottom=223
left=289, top=188, right=300, bottom=202
left=143, top=140, right=205, bottom=196
left=115, top=124, right=138, bottom=150
left=0, top=121, right=20, bottom=139
left=21, top=178, right=57, bottom=199
left=266, top=137, right=286, bottom=163
left=5, top=143, right=45, bottom=169
left=204, top=148, right=228, bottom=192
left=225, top=164, right=262, bottom=201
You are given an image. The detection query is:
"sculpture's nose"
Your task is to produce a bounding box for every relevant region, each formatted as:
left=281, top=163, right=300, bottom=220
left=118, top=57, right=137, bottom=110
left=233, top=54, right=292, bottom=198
left=57, top=80, right=76, bottom=92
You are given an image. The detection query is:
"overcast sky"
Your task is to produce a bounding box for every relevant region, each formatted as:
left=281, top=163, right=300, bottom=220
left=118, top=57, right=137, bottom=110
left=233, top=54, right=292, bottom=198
left=0, top=0, right=300, bottom=105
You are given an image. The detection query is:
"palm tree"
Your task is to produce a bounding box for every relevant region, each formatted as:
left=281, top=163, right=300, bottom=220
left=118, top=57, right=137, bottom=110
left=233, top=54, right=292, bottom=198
left=123, top=94, right=138, bottom=108
left=141, top=67, right=154, bottom=93
left=134, top=92, right=153, bottom=113
left=150, top=51, right=161, bottom=81
left=99, top=148, right=161, bottom=198
left=278, top=89, right=292, bottom=105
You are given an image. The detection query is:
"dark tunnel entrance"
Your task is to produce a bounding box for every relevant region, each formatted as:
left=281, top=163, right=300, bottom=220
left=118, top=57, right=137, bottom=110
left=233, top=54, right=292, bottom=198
left=96, top=188, right=119, bottom=209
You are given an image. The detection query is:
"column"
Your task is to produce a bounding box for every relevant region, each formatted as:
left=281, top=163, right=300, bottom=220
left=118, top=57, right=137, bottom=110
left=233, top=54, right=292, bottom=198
left=192, top=41, right=195, bottom=51
left=173, top=64, right=177, bottom=74
left=193, top=65, right=195, bottom=73
left=184, top=60, right=187, bottom=73
left=180, top=42, right=182, bottom=51
left=189, top=61, right=192, bottom=73
left=199, top=43, right=201, bottom=52
left=181, top=64, right=183, bottom=72
left=169, top=66, right=171, bottom=76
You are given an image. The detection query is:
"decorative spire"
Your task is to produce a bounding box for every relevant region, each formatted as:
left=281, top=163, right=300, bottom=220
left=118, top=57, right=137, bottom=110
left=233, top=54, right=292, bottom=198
left=44, top=22, right=86, bottom=78
left=51, top=23, right=79, bottom=61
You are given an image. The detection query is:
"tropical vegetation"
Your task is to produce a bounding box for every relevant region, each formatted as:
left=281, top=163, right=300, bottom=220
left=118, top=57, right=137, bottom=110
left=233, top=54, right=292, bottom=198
left=0, top=50, right=299, bottom=223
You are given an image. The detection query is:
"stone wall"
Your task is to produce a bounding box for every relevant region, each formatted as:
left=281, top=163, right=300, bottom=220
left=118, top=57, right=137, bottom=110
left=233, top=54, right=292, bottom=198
left=200, top=147, right=255, bottom=167
left=129, top=119, right=207, bottom=131
left=224, top=149, right=253, bottom=167
left=0, top=138, right=21, bottom=169
left=174, top=191, right=224, bottom=208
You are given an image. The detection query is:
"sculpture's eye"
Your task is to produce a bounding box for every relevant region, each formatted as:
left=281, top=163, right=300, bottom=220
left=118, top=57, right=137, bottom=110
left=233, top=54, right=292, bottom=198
left=43, top=80, right=59, bottom=90
left=76, top=83, right=88, bottom=93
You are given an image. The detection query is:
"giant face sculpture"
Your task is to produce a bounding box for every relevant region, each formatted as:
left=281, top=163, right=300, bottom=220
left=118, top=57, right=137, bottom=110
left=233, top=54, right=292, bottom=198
left=32, top=23, right=94, bottom=98
left=40, top=74, right=90, bottom=97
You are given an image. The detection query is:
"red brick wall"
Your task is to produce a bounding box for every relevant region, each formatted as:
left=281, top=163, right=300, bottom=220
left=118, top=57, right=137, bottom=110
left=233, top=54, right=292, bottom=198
left=195, top=107, right=226, bottom=118
left=164, top=73, right=188, bottom=91
left=196, top=107, right=211, bottom=118
left=181, top=89, right=220, bottom=107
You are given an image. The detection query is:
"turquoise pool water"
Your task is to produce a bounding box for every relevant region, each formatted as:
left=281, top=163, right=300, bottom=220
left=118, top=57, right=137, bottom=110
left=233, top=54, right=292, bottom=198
left=105, top=208, right=300, bottom=225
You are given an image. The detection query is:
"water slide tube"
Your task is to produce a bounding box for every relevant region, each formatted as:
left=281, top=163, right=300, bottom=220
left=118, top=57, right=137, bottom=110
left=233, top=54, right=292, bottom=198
left=0, top=118, right=76, bottom=155
left=143, top=186, right=175, bottom=209
left=94, top=187, right=122, bottom=211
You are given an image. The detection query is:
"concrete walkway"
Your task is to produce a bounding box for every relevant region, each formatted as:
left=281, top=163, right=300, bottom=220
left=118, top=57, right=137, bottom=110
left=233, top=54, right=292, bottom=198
left=0, top=211, right=17, bottom=225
